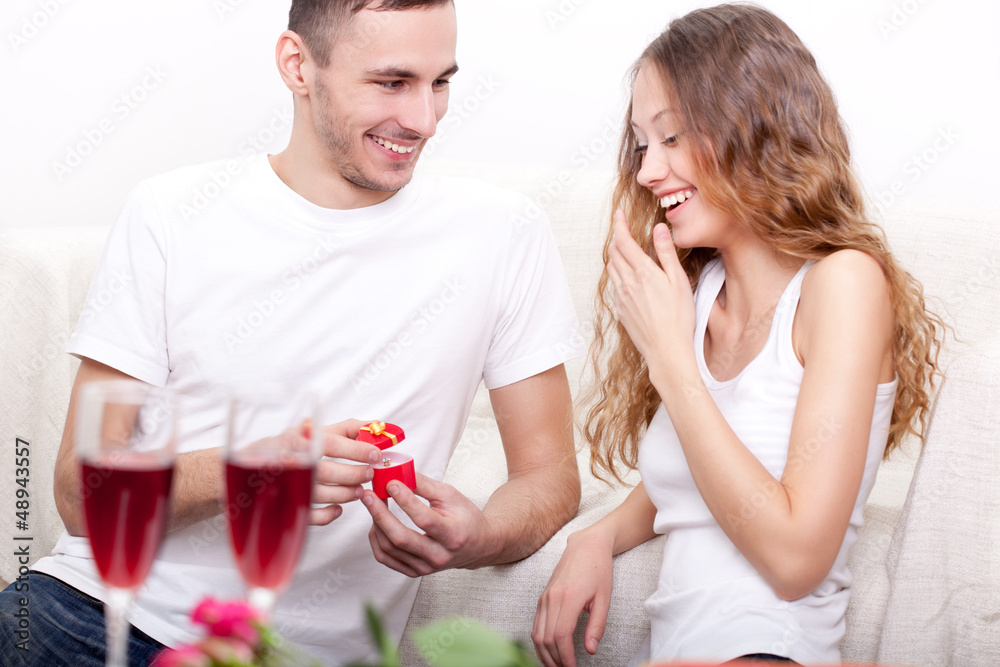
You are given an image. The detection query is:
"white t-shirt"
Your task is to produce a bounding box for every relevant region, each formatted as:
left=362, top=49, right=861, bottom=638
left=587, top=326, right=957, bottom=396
left=635, top=258, right=896, bottom=664
left=34, top=154, right=584, bottom=663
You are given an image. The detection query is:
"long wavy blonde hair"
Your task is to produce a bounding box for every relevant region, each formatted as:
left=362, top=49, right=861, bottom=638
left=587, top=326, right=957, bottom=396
left=585, top=3, right=944, bottom=483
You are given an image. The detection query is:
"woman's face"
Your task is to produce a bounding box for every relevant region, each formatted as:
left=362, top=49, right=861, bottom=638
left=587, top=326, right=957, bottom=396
left=631, top=64, right=734, bottom=248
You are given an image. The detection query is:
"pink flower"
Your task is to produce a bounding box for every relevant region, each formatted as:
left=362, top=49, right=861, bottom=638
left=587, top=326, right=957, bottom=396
left=153, top=644, right=211, bottom=667
left=191, top=598, right=263, bottom=646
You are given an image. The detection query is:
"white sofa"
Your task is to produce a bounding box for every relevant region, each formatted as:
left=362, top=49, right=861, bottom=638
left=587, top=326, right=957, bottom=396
left=2, top=161, right=998, bottom=666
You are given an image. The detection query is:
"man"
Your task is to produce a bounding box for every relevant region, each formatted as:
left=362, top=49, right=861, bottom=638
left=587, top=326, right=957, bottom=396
left=0, top=1, right=582, bottom=664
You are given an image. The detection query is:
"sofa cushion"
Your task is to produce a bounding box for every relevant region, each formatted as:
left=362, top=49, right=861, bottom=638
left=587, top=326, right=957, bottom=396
left=871, top=334, right=1000, bottom=666
left=400, top=408, right=663, bottom=665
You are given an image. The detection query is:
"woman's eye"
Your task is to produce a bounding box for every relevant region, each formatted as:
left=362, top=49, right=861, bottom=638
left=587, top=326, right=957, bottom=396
left=634, top=145, right=648, bottom=155
left=663, top=135, right=678, bottom=147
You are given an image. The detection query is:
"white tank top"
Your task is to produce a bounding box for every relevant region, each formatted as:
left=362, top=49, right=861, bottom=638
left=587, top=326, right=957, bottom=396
left=636, top=257, right=897, bottom=663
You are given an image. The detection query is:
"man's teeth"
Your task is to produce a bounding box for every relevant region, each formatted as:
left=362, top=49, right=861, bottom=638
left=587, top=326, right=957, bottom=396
left=373, top=136, right=414, bottom=154
left=660, top=190, right=695, bottom=209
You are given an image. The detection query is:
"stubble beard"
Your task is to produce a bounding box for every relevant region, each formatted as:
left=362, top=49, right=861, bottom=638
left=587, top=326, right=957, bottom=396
left=314, top=80, right=415, bottom=194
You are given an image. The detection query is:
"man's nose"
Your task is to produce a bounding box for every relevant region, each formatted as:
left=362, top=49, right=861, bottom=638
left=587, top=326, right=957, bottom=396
left=400, top=86, right=440, bottom=139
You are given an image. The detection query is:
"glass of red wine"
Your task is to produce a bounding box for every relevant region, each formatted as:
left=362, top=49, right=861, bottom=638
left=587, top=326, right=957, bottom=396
left=76, top=380, right=178, bottom=667
left=223, top=386, right=320, bottom=615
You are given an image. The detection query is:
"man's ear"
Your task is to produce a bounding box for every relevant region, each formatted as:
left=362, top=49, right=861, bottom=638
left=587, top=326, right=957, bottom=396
left=275, top=29, right=310, bottom=97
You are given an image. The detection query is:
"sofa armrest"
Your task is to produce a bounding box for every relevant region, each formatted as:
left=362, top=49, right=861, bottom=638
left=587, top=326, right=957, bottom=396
left=0, top=226, right=109, bottom=586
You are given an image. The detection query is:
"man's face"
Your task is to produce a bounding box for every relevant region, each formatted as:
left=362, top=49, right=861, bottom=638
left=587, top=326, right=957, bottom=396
left=310, top=4, right=458, bottom=196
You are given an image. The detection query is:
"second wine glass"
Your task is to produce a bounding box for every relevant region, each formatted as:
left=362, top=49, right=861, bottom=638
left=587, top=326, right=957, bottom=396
left=223, top=386, right=320, bottom=614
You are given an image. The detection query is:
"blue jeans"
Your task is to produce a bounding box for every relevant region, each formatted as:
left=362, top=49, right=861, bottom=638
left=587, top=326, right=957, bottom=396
left=728, top=656, right=797, bottom=664
left=0, top=571, right=166, bottom=666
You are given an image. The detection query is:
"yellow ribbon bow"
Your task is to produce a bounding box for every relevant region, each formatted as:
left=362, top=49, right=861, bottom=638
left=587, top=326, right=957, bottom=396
left=361, top=421, right=398, bottom=446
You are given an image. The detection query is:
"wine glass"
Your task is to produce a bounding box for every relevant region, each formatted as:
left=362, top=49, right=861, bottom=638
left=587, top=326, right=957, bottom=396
left=76, top=380, right=178, bottom=667
left=223, top=386, right=320, bottom=614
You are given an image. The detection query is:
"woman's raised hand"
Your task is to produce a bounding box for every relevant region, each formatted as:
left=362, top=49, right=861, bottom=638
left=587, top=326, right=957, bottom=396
left=607, top=210, right=696, bottom=373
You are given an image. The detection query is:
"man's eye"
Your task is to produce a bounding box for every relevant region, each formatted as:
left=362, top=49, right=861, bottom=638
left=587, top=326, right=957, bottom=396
left=433, top=79, right=451, bottom=88
left=379, top=81, right=404, bottom=90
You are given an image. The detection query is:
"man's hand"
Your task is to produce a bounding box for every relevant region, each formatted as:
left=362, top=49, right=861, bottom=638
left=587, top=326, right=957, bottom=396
left=310, top=419, right=383, bottom=526
left=360, top=365, right=580, bottom=577
left=361, top=473, right=498, bottom=577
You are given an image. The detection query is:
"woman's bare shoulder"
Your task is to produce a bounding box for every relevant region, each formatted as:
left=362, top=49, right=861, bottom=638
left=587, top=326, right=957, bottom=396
left=795, top=249, right=893, bottom=361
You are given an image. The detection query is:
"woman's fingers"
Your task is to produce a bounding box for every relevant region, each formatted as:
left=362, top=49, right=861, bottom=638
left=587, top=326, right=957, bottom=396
left=583, top=588, right=611, bottom=655
left=652, top=221, right=684, bottom=280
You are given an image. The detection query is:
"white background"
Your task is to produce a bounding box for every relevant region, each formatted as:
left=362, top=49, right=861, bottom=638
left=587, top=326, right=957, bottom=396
left=1, top=0, right=997, bottom=230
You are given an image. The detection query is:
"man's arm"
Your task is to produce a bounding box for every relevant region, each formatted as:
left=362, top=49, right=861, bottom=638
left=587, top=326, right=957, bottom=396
left=480, top=362, right=580, bottom=563
left=54, top=357, right=224, bottom=536
left=57, top=358, right=382, bottom=536
left=363, top=364, right=580, bottom=576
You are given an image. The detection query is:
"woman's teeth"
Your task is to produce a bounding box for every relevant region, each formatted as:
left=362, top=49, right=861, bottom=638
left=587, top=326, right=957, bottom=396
left=373, top=136, right=414, bottom=154
left=660, top=190, right=695, bottom=209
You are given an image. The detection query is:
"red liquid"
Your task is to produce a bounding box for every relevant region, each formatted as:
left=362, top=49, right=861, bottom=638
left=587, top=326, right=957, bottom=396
left=81, top=462, right=174, bottom=590
left=225, top=461, right=313, bottom=590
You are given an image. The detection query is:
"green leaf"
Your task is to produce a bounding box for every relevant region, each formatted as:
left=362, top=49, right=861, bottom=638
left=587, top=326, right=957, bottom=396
left=344, top=604, right=400, bottom=667
left=412, top=618, right=539, bottom=667
left=374, top=606, right=400, bottom=666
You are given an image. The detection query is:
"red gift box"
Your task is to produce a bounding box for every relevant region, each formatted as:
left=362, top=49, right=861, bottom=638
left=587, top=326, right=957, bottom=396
left=371, top=451, right=416, bottom=500
left=360, top=421, right=415, bottom=500
left=357, top=421, right=405, bottom=450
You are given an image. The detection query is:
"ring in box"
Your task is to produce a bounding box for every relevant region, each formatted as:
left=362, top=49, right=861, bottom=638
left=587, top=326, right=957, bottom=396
left=358, top=421, right=414, bottom=500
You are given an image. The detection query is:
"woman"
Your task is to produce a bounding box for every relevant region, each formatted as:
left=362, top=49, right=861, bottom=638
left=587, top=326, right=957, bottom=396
left=532, top=4, right=942, bottom=666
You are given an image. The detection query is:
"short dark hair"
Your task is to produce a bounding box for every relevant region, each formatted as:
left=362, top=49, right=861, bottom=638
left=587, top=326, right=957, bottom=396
left=288, top=0, right=452, bottom=68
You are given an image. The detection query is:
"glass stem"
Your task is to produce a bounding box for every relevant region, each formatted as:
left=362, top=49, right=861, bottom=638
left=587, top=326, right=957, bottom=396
left=248, top=586, right=277, bottom=617
left=104, top=587, right=133, bottom=667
